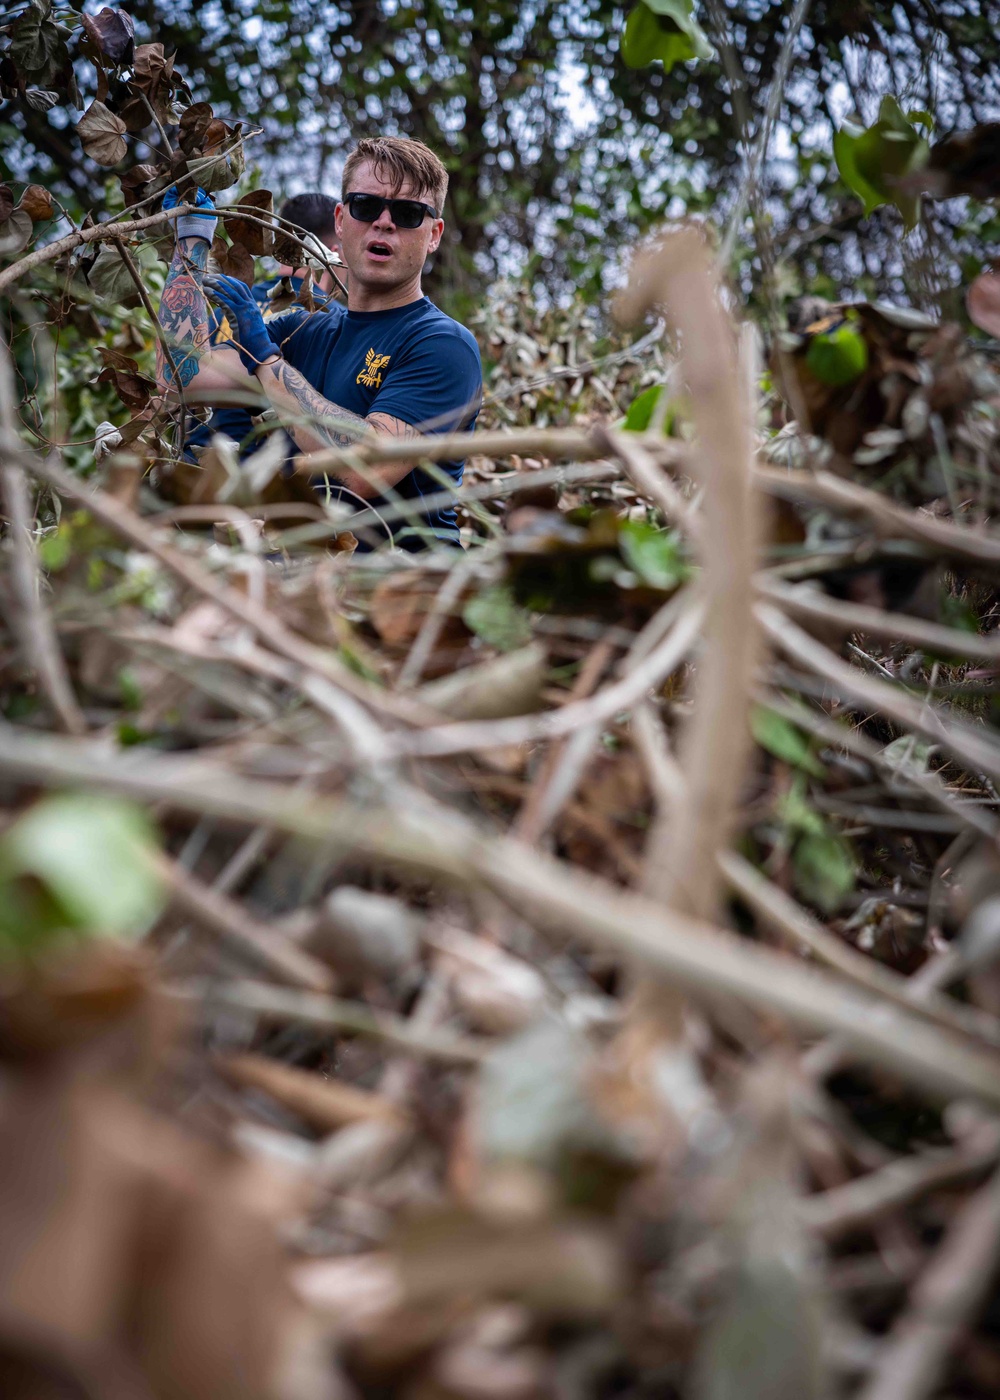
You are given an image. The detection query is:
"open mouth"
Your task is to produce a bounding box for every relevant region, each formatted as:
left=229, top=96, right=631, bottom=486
left=367, top=241, right=393, bottom=260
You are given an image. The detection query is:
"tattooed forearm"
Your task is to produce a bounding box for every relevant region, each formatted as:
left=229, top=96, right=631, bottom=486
left=156, top=238, right=210, bottom=390
left=255, top=361, right=421, bottom=497
left=262, top=358, right=373, bottom=451
left=368, top=412, right=419, bottom=440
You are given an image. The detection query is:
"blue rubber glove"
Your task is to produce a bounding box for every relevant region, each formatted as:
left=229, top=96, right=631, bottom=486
left=204, top=273, right=280, bottom=371
left=162, top=185, right=217, bottom=244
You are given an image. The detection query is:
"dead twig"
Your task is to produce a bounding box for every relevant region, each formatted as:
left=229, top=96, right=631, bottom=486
left=856, top=1160, right=1000, bottom=1400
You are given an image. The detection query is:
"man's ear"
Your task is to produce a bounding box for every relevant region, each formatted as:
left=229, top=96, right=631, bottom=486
left=427, top=217, right=444, bottom=254
left=334, top=203, right=345, bottom=238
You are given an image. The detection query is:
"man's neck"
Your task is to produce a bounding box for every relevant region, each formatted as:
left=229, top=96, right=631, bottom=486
left=348, top=277, right=424, bottom=314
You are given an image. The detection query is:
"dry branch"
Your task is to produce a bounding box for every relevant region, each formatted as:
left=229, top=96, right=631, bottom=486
left=5, top=724, right=1000, bottom=1108
left=857, top=1162, right=1000, bottom=1400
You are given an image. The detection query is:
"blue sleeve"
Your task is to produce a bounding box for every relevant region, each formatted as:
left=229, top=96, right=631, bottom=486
left=372, top=331, right=482, bottom=434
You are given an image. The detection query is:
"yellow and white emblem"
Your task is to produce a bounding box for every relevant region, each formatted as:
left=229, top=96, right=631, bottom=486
left=356, top=347, right=391, bottom=388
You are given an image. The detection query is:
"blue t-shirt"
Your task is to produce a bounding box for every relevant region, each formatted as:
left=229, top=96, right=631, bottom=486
left=268, top=296, right=482, bottom=548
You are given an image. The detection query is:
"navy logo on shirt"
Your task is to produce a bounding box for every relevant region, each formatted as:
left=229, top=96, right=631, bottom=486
left=357, top=347, right=391, bottom=388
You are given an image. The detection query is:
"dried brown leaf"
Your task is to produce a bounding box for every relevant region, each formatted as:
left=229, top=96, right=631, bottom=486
left=222, top=189, right=275, bottom=257
left=77, top=100, right=128, bottom=167
left=969, top=270, right=1000, bottom=338
left=80, top=7, right=135, bottom=67
left=96, top=346, right=154, bottom=410
left=210, top=235, right=255, bottom=287
left=178, top=100, right=214, bottom=155
left=16, top=183, right=54, bottom=222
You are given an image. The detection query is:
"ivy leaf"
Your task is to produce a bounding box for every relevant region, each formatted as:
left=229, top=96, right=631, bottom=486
left=222, top=189, right=275, bottom=257
left=463, top=584, right=534, bottom=652
left=0, top=793, right=164, bottom=949
left=793, top=832, right=856, bottom=914
left=833, top=96, right=930, bottom=230
left=621, top=0, right=713, bottom=72
left=81, top=7, right=135, bottom=68
left=750, top=706, right=824, bottom=777
left=77, top=100, right=128, bottom=166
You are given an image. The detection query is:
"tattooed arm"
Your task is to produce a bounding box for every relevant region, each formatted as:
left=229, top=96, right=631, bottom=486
left=254, top=357, right=417, bottom=498
left=155, top=237, right=255, bottom=398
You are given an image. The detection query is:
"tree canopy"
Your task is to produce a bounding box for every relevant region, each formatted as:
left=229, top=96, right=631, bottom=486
left=2, top=0, right=1000, bottom=314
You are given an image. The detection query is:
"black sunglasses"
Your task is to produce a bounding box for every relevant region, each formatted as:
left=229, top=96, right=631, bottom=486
left=344, top=192, right=438, bottom=229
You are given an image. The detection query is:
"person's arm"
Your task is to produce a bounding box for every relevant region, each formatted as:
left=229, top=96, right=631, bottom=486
left=203, top=274, right=417, bottom=499
left=155, top=188, right=255, bottom=399
left=252, top=356, right=417, bottom=498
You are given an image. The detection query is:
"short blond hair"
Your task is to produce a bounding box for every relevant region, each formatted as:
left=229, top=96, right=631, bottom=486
left=342, top=137, right=448, bottom=216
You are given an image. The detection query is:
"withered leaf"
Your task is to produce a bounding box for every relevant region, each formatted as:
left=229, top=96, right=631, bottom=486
left=968, top=269, right=1000, bottom=338
left=295, top=268, right=316, bottom=312
left=132, top=42, right=172, bottom=84
left=117, top=94, right=153, bottom=132
left=17, top=184, right=54, bottom=222
left=178, top=100, right=214, bottom=155
left=81, top=8, right=135, bottom=67
left=24, top=86, right=59, bottom=111
left=119, top=162, right=159, bottom=207
left=0, top=184, right=14, bottom=223
left=210, top=236, right=254, bottom=287
left=98, top=346, right=143, bottom=375
left=199, top=129, right=245, bottom=193
left=9, top=2, right=68, bottom=83
left=222, top=189, right=274, bottom=256
left=97, top=353, right=155, bottom=411
left=0, top=209, right=33, bottom=259
left=265, top=275, right=297, bottom=314
left=77, top=100, right=128, bottom=166
left=272, top=228, right=303, bottom=269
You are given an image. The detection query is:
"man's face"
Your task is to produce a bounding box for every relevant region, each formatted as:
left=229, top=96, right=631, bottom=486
left=335, top=160, right=443, bottom=293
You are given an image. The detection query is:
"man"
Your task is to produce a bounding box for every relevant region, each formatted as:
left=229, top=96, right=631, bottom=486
left=157, top=138, right=482, bottom=550
left=186, top=190, right=343, bottom=458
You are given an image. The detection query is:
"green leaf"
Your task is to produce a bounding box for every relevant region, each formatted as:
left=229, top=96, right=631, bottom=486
left=0, top=793, right=165, bottom=949
left=778, top=779, right=825, bottom=838
left=621, top=0, right=713, bottom=71
left=751, top=706, right=824, bottom=776
left=463, top=584, right=534, bottom=652
left=793, top=832, right=856, bottom=914
left=833, top=97, right=930, bottom=230
left=622, top=383, right=673, bottom=433
left=38, top=527, right=72, bottom=572
left=619, top=519, right=689, bottom=590
left=805, top=322, right=869, bottom=387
